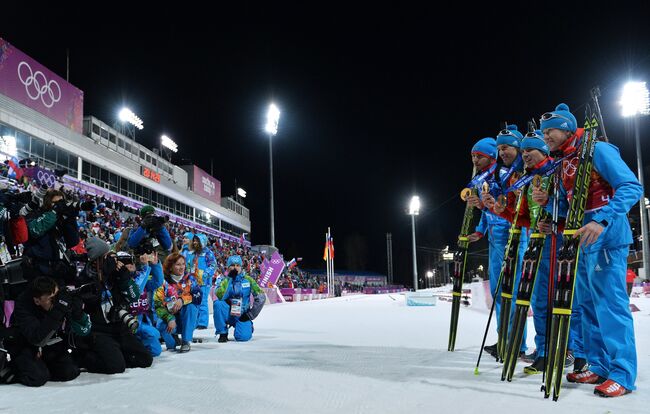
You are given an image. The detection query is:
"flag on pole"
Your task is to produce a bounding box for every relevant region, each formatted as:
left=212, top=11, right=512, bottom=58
left=323, top=234, right=330, bottom=261
left=240, top=232, right=248, bottom=245
left=287, top=258, right=297, bottom=269
left=323, top=234, right=335, bottom=261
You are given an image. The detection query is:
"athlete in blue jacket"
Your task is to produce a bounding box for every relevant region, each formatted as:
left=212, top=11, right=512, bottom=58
left=467, top=136, right=525, bottom=356
left=537, top=103, right=641, bottom=397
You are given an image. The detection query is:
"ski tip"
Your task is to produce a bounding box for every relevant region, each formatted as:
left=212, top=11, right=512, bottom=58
left=474, top=368, right=480, bottom=376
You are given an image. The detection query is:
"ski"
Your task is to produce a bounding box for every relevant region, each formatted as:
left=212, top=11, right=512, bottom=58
left=501, top=176, right=550, bottom=381
left=475, top=185, right=524, bottom=374
left=495, top=187, right=525, bottom=363
left=448, top=179, right=478, bottom=352
left=543, top=111, right=599, bottom=401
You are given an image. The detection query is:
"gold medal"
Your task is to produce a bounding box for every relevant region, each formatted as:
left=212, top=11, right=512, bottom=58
left=460, top=188, right=472, bottom=201
left=497, top=194, right=507, bottom=208
left=482, top=181, right=490, bottom=194
left=532, top=175, right=542, bottom=188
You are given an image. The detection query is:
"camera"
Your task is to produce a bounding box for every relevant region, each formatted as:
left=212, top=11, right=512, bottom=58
left=113, top=305, right=139, bottom=333
left=133, top=240, right=155, bottom=256
left=141, top=214, right=167, bottom=232
left=66, top=282, right=98, bottom=297
left=116, top=252, right=134, bottom=266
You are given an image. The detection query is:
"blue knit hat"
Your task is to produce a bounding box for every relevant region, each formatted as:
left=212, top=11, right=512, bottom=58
left=183, top=232, right=195, bottom=240
left=471, top=137, right=497, bottom=159
left=521, top=130, right=549, bottom=156
left=496, top=124, right=524, bottom=148
left=227, top=255, right=243, bottom=267
left=540, top=103, right=577, bottom=133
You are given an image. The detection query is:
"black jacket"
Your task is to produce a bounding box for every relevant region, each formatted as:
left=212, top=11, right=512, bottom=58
left=7, top=290, right=68, bottom=354
left=77, top=266, right=140, bottom=335
left=23, top=208, right=79, bottom=280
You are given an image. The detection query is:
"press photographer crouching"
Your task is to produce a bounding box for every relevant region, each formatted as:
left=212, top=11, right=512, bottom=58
left=75, top=238, right=153, bottom=374
left=21, top=188, right=88, bottom=286
left=5, top=276, right=90, bottom=386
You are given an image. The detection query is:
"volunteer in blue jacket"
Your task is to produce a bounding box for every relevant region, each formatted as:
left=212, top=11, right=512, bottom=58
left=535, top=103, right=640, bottom=397
left=185, top=233, right=216, bottom=329
left=213, top=255, right=266, bottom=342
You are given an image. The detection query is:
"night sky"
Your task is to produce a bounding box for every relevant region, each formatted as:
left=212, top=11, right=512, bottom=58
left=4, top=3, right=650, bottom=286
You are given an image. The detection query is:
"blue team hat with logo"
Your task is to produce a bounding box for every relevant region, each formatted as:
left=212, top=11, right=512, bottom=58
left=471, top=137, right=497, bottom=160
left=496, top=124, right=524, bottom=148
left=540, top=103, right=577, bottom=133
left=183, top=232, right=195, bottom=240
left=521, top=130, right=549, bottom=156
left=227, top=255, right=243, bottom=267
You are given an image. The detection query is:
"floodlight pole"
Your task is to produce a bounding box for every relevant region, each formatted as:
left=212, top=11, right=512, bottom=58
left=634, top=116, right=650, bottom=275
left=269, top=132, right=275, bottom=247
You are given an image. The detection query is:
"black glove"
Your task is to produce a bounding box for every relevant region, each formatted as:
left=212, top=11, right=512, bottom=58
left=228, top=269, right=238, bottom=278
left=52, top=290, right=73, bottom=319
left=115, top=265, right=132, bottom=284
left=239, top=312, right=251, bottom=322
left=191, top=287, right=202, bottom=305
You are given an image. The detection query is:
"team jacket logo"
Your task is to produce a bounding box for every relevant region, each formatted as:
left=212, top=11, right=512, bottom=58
left=17, top=61, right=61, bottom=108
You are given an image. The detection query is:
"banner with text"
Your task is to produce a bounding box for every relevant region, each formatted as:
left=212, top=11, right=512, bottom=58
left=193, top=165, right=221, bottom=205
left=258, top=251, right=285, bottom=287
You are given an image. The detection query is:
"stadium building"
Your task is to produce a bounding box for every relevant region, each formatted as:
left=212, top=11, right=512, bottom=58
left=0, top=37, right=250, bottom=243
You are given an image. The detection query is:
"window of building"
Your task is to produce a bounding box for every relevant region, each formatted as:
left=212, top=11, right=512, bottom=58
left=109, top=133, right=117, bottom=144
left=140, top=150, right=145, bottom=160
left=100, top=128, right=109, bottom=139
left=92, top=124, right=100, bottom=135
left=30, top=138, right=44, bottom=158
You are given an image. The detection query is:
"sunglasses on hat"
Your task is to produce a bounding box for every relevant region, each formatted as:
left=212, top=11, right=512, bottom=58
left=524, top=131, right=539, bottom=138
left=540, top=112, right=573, bottom=123
left=498, top=129, right=519, bottom=138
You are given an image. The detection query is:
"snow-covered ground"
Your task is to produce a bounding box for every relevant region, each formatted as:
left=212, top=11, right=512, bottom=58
left=2, top=287, right=648, bottom=413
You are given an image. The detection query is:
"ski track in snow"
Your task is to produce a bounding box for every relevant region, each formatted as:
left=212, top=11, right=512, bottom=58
left=1, top=288, right=648, bottom=413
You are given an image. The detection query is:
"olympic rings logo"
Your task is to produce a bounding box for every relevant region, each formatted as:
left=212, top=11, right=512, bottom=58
left=17, top=61, right=61, bottom=108
left=563, top=157, right=578, bottom=177
left=37, top=170, right=57, bottom=187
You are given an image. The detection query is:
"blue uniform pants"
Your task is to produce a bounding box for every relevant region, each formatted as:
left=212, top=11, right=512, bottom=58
left=157, top=303, right=198, bottom=350
left=530, top=234, right=583, bottom=358
left=213, top=300, right=253, bottom=342
left=196, top=285, right=211, bottom=328
left=136, top=315, right=162, bottom=357
left=576, top=246, right=636, bottom=390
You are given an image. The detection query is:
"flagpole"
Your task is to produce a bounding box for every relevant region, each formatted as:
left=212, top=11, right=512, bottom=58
left=329, top=229, right=335, bottom=297
left=325, top=230, right=330, bottom=298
